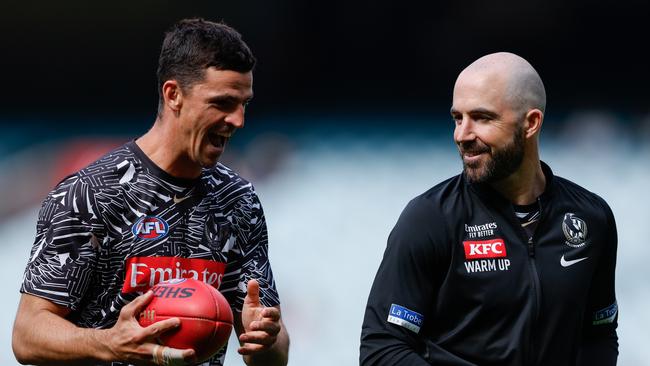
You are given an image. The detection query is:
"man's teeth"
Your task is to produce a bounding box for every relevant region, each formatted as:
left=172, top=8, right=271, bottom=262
left=465, top=150, right=487, bottom=157
left=208, top=133, right=223, bottom=146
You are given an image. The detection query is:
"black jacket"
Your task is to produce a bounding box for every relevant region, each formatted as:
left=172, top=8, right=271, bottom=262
left=360, top=162, right=618, bottom=366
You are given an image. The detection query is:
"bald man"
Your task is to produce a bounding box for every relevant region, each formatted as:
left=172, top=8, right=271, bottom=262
left=360, top=52, right=618, bottom=366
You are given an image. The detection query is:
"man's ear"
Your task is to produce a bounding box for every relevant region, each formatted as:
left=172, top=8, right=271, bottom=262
left=162, top=80, right=183, bottom=113
left=524, top=109, right=543, bottom=139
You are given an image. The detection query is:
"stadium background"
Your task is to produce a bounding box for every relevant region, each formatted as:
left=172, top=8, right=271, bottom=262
left=1, top=1, right=648, bottom=365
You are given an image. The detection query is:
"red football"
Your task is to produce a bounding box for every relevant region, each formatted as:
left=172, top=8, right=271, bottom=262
left=138, top=278, right=234, bottom=362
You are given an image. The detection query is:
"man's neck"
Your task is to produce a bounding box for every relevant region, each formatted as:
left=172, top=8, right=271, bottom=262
left=136, top=119, right=202, bottom=179
left=490, top=159, right=546, bottom=206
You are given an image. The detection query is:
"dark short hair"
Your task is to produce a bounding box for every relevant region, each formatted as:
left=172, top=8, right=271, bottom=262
left=156, top=18, right=256, bottom=114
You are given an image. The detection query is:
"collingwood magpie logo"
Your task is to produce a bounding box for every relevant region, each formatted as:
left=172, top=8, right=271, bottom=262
left=562, top=213, right=588, bottom=247
left=203, top=214, right=232, bottom=251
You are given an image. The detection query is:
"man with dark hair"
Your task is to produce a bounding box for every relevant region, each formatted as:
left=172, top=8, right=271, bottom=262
left=156, top=18, right=257, bottom=117
left=12, top=18, right=289, bottom=366
left=360, top=52, right=618, bottom=365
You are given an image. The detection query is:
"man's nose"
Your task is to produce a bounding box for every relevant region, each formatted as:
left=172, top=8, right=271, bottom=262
left=225, top=104, right=245, bottom=128
left=454, top=118, right=476, bottom=144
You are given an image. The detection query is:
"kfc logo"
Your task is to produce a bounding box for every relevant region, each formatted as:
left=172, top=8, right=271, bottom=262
left=463, top=238, right=507, bottom=259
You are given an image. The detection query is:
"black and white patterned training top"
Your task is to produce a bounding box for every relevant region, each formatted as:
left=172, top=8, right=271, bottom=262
left=21, top=141, right=279, bottom=366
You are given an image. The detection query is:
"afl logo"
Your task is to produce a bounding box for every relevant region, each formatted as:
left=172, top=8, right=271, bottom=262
left=562, top=213, right=588, bottom=247
left=132, top=216, right=169, bottom=240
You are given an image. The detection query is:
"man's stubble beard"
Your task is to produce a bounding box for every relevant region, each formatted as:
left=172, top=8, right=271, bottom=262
left=461, top=125, right=525, bottom=184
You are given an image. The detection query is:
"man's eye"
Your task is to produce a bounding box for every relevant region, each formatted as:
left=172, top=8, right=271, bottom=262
left=212, top=100, right=236, bottom=111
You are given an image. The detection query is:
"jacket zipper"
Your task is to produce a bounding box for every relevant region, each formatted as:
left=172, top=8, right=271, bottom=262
left=512, top=197, right=543, bottom=366
left=527, top=237, right=542, bottom=366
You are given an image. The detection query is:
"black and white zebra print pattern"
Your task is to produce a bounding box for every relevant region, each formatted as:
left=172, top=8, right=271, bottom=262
left=21, top=141, right=279, bottom=366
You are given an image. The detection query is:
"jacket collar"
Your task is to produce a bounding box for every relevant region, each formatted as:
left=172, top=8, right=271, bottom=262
left=465, top=160, right=555, bottom=206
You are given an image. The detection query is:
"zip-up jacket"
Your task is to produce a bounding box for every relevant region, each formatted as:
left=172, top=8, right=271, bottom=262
left=360, top=162, right=618, bottom=366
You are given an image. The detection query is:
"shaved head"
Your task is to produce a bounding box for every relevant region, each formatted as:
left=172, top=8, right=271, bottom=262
left=458, top=52, right=546, bottom=114
left=452, top=52, right=547, bottom=185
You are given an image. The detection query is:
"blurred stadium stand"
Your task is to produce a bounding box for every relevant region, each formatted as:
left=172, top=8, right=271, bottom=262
left=1, top=0, right=648, bottom=364
left=1, top=111, right=649, bottom=365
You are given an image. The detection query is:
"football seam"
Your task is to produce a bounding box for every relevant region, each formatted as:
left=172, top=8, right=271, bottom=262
left=152, top=315, right=233, bottom=324
left=206, top=284, right=221, bottom=317
left=204, top=281, right=229, bottom=323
